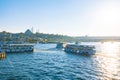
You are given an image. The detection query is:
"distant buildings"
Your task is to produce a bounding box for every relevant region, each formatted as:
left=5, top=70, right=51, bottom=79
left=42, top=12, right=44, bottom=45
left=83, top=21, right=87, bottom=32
left=1, top=29, right=120, bottom=43
left=0, top=29, right=34, bottom=44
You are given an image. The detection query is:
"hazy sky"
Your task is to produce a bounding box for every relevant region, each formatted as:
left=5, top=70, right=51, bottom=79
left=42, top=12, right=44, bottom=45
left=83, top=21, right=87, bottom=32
left=0, top=0, right=120, bottom=36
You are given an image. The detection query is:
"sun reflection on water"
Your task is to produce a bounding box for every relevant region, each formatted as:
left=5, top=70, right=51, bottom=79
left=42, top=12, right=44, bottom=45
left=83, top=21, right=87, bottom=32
left=102, top=42, right=119, bottom=53
left=96, top=42, right=120, bottom=79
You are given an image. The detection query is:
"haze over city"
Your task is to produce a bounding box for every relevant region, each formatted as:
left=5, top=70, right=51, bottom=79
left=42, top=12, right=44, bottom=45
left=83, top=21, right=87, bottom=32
left=0, top=0, right=120, bottom=36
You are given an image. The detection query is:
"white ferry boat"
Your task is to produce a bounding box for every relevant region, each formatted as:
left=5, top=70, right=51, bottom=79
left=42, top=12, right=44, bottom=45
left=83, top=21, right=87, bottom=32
left=64, top=44, right=96, bottom=55
left=0, top=44, right=34, bottom=53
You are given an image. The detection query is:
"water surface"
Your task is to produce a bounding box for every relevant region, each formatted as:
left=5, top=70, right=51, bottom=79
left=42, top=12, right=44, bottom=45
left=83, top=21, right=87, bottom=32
left=0, top=42, right=120, bottom=80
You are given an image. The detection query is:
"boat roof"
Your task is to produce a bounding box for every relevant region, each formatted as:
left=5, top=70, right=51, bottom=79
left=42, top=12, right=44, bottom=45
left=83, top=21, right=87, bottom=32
left=66, top=44, right=95, bottom=48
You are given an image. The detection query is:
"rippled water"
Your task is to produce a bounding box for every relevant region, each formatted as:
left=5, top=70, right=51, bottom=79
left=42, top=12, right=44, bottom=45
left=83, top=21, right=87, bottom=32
left=0, top=42, right=120, bottom=80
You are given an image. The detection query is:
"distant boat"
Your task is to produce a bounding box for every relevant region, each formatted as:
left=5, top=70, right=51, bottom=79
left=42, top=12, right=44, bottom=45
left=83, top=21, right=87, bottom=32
left=101, top=41, right=104, bottom=44
left=64, top=44, right=96, bottom=55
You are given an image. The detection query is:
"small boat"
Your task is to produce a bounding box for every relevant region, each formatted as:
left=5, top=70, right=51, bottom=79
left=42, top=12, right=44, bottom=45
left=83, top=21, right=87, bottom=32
left=64, top=44, right=96, bottom=55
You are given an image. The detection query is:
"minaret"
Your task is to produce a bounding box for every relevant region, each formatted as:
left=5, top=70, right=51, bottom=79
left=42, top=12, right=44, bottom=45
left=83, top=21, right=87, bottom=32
left=36, top=29, right=39, bottom=33
left=31, top=27, right=33, bottom=33
left=38, top=29, right=39, bottom=33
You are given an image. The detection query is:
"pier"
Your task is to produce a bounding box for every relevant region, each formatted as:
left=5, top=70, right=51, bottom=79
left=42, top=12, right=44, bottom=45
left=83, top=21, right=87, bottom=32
left=0, top=44, right=34, bottom=53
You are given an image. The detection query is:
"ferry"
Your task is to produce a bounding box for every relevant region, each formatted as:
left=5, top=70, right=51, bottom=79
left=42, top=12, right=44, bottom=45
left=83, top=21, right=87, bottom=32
left=64, top=44, right=96, bottom=55
left=0, top=44, right=34, bottom=53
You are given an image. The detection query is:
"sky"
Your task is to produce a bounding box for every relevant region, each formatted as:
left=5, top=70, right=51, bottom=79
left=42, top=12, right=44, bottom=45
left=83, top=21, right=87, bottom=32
left=0, top=0, right=120, bottom=36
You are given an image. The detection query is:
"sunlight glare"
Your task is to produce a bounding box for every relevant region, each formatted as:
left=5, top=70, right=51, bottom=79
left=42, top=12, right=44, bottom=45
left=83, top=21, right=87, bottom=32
left=98, top=42, right=120, bottom=79
left=102, top=42, right=119, bottom=54
left=90, top=1, right=120, bottom=36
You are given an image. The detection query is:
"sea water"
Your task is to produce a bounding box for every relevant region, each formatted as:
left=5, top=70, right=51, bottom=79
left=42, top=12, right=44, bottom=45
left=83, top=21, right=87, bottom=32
left=0, top=42, right=120, bottom=80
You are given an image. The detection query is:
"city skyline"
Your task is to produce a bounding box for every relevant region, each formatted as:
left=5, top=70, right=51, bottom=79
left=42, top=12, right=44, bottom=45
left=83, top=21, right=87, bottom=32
left=0, top=0, right=120, bottom=36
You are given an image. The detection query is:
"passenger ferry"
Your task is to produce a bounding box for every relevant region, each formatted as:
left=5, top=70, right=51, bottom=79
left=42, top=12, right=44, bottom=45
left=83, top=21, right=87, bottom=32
left=64, top=44, right=96, bottom=55
left=0, top=44, right=34, bottom=53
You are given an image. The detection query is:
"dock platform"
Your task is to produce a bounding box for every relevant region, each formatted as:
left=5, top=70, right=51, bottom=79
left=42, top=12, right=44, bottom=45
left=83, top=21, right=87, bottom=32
left=0, top=44, right=34, bottom=53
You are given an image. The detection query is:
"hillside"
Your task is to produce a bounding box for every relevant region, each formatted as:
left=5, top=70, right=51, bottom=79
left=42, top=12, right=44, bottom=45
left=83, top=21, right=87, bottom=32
left=0, top=31, right=76, bottom=43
